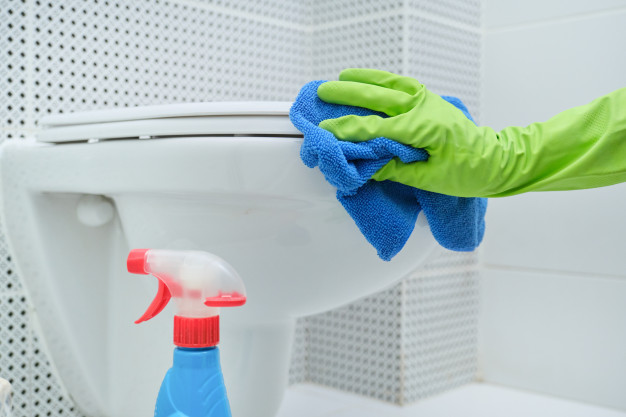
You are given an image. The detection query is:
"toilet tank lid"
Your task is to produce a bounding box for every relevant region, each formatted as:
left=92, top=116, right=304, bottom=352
left=37, top=102, right=300, bottom=143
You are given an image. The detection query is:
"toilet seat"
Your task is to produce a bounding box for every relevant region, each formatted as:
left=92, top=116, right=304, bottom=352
left=38, top=101, right=300, bottom=143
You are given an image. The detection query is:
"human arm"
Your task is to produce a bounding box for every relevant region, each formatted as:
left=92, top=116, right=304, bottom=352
left=317, top=69, right=626, bottom=197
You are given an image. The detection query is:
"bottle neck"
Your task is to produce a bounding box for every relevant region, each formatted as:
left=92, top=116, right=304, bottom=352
left=174, top=315, right=220, bottom=348
left=173, top=346, right=220, bottom=369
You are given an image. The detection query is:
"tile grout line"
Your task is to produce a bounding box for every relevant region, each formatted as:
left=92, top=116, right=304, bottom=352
left=406, top=265, right=481, bottom=280
left=483, top=263, right=626, bottom=282
left=309, top=9, right=481, bottom=34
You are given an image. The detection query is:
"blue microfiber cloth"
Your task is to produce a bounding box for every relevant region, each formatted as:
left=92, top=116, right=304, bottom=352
left=289, top=80, right=487, bottom=261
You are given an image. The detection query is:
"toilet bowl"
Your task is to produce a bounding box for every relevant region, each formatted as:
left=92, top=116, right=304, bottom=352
left=0, top=102, right=437, bottom=417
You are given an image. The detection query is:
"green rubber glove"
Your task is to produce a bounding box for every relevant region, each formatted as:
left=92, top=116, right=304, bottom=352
left=317, top=69, right=626, bottom=198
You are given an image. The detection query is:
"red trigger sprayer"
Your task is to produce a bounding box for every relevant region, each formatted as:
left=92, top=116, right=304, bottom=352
left=127, top=248, right=246, bottom=417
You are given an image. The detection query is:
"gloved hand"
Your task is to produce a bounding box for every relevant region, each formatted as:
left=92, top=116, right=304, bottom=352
left=317, top=68, right=626, bottom=197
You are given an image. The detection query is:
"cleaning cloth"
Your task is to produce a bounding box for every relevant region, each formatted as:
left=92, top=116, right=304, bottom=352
left=289, top=80, right=487, bottom=261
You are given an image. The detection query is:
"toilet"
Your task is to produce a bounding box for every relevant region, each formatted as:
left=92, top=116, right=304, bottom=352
left=0, top=102, right=436, bottom=417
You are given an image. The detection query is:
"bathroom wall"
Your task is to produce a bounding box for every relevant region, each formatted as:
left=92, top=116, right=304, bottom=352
left=479, top=0, right=626, bottom=411
left=0, top=0, right=483, bottom=415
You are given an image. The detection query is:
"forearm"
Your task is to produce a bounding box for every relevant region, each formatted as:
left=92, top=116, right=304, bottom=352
left=487, top=87, right=626, bottom=197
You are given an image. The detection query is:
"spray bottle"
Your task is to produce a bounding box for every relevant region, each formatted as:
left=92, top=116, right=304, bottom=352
left=127, top=249, right=246, bottom=417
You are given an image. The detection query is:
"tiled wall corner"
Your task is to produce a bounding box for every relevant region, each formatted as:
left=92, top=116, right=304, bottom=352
left=288, top=318, right=309, bottom=385
left=304, top=284, right=404, bottom=403
left=296, top=247, right=481, bottom=405
left=298, top=0, right=483, bottom=405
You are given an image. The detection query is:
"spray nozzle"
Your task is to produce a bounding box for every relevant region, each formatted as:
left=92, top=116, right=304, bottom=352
left=127, top=249, right=246, bottom=347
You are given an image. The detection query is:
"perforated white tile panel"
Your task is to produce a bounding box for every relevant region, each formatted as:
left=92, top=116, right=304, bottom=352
left=0, top=295, right=29, bottom=414
left=311, top=14, right=404, bottom=80
left=1, top=0, right=30, bottom=129
left=31, top=0, right=309, bottom=121
left=408, top=16, right=482, bottom=122
left=402, top=262, right=480, bottom=403
left=196, top=0, right=308, bottom=25
left=0, top=292, right=86, bottom=417
left=0, top=131, right=26, bottom=141
left=289, top=317, right=309, bottom=385
left=306, top=285, right=404, bottom=403
left=412, top=0, right=482, bottom=27
left=29, top=334, right=85, bottom=417
left=0, top=234, right=20, bottom=294
left=0, top=293, right=84, bottom=417
left=309, top=0, right=403, bottom=26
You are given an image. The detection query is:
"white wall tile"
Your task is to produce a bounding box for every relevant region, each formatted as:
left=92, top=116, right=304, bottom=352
left=478, top=268, right=626, bottom=411
left=482, top=185, right=626, bottom=277
left=483, top=10, right=626, bottom=131
left=483, top=0, right=626, bottom=29
left=481, top=11, right=626, bottom=276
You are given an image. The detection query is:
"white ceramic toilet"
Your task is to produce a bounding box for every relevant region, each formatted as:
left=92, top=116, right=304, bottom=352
left=0, top=102, right=436, bottom=417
